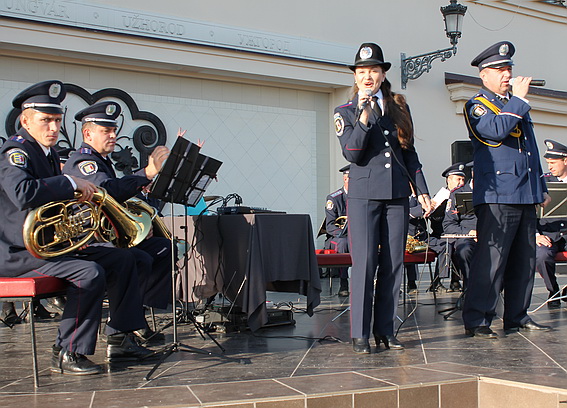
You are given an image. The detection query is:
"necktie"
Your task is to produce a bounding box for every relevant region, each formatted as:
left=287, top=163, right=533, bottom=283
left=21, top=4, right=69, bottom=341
left=47, top=153, right=57, bottom=175
left=372, top=97, right=382, bottom=117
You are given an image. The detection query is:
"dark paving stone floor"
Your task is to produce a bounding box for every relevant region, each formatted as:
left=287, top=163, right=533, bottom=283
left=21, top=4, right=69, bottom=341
left=0, top=271, right=566, bottom=407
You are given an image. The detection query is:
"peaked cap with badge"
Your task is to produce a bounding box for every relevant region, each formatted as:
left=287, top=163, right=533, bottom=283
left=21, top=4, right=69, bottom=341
left=348, top=43, right=391, bottom=72
left=441, top=162, right=467, bottom=178
left=471, top=41, right=514, bottom=71
left=12, top=80, right=66, bottom=114
left=543, top=139, right=567, bottom=159
left=75, top=101, right=121, bottom=127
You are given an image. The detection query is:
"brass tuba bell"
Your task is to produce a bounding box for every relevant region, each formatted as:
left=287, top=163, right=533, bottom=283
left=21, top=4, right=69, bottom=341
left=23, top=187, right=152, bottom=259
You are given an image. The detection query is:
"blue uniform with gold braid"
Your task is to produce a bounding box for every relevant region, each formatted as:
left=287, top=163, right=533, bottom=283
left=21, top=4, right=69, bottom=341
left=64, top=142, right=173, bottom=309
left=462, top=87, right=547, bottom=331
left=335, top=92, right=428, bottom=339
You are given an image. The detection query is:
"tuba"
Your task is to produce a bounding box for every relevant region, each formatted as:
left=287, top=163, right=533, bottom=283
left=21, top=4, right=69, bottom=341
left=23, top=187, right=152, bottom=259
left=405, top=235, right=429, bottom=253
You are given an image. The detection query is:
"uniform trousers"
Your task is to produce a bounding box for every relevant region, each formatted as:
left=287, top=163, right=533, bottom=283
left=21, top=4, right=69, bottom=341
left=462, top=204, right=536, bottom=329
left=20, top=245, right=146, bottom=355
left=324, top=236, right=349, bottom=279
left=453, top=238, right=476, bottom=288
left=348, top=197, right=408, bottom=338
left=535, top=239, right=564, bottom=293
left=131, top=236, right=173, bottom=310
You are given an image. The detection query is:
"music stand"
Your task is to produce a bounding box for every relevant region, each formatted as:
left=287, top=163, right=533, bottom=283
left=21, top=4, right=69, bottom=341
left=145, top=137, right=244, bottom=380
left=540, top=182, right=567, bottom=218
left=455, top=191, right=474, bottom=215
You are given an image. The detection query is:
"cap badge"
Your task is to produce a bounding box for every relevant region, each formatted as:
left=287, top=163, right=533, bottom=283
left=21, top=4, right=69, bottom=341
left=458, top=164, right=464, bottom=171
left=48, top=83, right=61, bottom=98
left=106, top=104, right=117, bottom=115
left=499, top=43, right=509, bottom=56
left=545, top=141, right=554, bottom=149
left=359, top=47, right=373, bottom=60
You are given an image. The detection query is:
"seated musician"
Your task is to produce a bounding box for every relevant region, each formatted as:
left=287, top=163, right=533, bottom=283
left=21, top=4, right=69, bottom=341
left=443, top=164, right=476, bottom=290
left=63, top=101, right=173, bottom=342
left=323, top=165, right=350, bottom=297
left=536, top=139, right=567, bottom=308
left=427, top=163, right=467, bottom=291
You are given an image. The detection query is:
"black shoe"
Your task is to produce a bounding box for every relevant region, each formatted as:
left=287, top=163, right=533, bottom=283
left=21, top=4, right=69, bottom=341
left=375, top=334, right=404, bottom=350
left=133, top=327, right=165, bottom=344
left=352, top=338, right=371, bottom=354
left=465, top=326, right=498, bottom=339
left=428, top=278, right=444, bottom=293
left=1, top=303, right=21, bottom=327
left=407, top=281, right=418, bottom=294
left=47, top=296, right=66, bottom=313
left=51, top=346, right=103, bottom=375
left=33, top=302, right=58, bottom=320
left=505, top=319, right=552, bottom=333
left=107, top=333, right=157, bottom=361
left=338, top=278, right=349, bottom=297
left=548, top=291, right=561, bottom=309
left=448, top=281, right=462, bottom=292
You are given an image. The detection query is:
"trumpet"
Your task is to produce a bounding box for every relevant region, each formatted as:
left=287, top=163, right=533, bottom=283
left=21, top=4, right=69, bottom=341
left=23, top=187, right=152, bottom=259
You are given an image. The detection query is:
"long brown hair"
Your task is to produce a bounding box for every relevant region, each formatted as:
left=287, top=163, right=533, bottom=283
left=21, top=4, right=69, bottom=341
left=348, top=78, right=414, bottom=149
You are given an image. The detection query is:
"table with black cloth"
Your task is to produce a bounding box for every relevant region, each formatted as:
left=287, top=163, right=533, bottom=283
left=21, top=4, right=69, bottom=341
left=164, top=214, right=322, bottom=331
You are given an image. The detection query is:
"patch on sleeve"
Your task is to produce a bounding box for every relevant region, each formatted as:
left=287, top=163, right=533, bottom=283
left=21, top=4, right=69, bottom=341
left=326, top=199, right=334, bottom=210
left=334, top=112, right=344, bottom=136
left=78, top=161, right=98, bottom=176
left=7, top=148, right=28, bottom=168
left=472, top=104, right=487, bottom=118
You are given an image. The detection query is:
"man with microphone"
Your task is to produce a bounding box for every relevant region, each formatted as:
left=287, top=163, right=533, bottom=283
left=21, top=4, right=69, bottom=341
left=462, top=41, right=551, bottom=339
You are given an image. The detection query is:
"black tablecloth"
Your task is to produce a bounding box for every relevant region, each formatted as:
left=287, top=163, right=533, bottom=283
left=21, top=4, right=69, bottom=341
left=165, top=214, right=321, bottom=331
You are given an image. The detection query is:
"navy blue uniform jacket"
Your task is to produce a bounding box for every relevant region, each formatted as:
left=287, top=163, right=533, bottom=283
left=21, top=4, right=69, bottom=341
left=0, top=129, right=75, bottom=276
left=325, top=187, right=347, bottom=238
left=464, top=89, right=546, bottom=206
left=63, top=142, right=150, bottom=203
left=335, top=95, right=428, bottom=199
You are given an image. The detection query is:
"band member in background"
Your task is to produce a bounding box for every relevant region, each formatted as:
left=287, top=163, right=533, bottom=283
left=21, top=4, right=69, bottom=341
left=64, top=101, right=172, bottom=342
left=335, top=43, right=431, bottom=353
left=536, top=139, right=567, bottom=308
left=323, top=164, right=350, bottom=297
left=462, top=41, right=551, bottom=339
left=0, top=81, right=153, bottom=375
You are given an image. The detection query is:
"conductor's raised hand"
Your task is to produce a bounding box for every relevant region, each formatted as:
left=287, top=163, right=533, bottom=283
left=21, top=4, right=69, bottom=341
left=145, top=145, right=170, bottom=180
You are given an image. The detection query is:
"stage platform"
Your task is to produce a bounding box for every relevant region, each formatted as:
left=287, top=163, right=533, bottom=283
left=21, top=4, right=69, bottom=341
left=1, top=271, right=567, bottom=407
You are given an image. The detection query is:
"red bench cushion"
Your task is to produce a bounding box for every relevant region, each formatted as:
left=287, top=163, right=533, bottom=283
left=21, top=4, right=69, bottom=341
left=0, top=276, right=67, bottom=298
left=555, top=251, right=567, bottom=262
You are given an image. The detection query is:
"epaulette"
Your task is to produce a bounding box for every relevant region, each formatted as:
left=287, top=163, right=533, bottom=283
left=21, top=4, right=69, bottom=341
left=330, top=189, right=344, bottom=198
left=337, top=101, right=352, bottom=109
left=80, top=147, right=93, bottom=155
left=543, top=172, right=553, bottom=178
left=9, top=135, right=25, bottom=144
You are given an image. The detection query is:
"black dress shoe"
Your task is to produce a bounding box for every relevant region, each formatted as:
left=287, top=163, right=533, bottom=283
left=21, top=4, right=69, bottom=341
left=548, top=291, right=561, bottom=309
left=505, top=319, right=552, bottom=333
left=47, top=296, right=66, bottom=313
left=375, top=335, right=404, bottom=350
left=352, top=338, right=371, bottom=354
left=107, top=333, right=157, bottom=361
left=337, top=278, right=349, bottom=297
left=465, top=326, right=498, bottom=339
left=33, top=302, right=58, bottom=320
left=51, top=347, right=103, bottom=375
left=1, top=302, right=21, bottom=327
left=448, top=281, right=462, bottom=292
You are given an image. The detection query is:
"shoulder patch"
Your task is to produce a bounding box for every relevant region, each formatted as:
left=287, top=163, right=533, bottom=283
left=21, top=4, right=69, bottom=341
left=334, top=112, right=345, bottom=137
left=472, top=104, right=487, bottom=118
left=78, top=161, right=98, bottom=176
left=326, top=199, right=334, bottom=211
left=6, top=148, right=28, bottom=168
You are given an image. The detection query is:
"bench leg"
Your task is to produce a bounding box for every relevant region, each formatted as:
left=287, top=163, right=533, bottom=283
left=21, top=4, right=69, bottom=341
left=28, top=299, right=40, bottom=388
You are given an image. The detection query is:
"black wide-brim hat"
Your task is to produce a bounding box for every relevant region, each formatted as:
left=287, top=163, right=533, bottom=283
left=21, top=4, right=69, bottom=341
left=348, top=43, right=391, bottom=72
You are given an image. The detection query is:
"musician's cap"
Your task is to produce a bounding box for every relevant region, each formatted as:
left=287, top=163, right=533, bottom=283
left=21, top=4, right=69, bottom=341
left=544, top=139, right=567, bottom=159
left=55, top=147, right=75, bottom=163
left=12, top=80, right=66, bottom=114
left=75, top=101, right=121, bottom=127
left=471, top=41, right=515, bottom=71
left=339, top=164, right=350, bottom=173
left=442, top=162, right=466, bottom=178
left=348, top=43, right=391, bottom=72
left=465, top=161, right=474, bottom=168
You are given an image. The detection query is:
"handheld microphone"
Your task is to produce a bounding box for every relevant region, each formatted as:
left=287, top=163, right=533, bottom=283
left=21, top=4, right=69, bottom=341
left=360, top=89, right=373, bottom=109
left=509, top=78, right=546, bottom=87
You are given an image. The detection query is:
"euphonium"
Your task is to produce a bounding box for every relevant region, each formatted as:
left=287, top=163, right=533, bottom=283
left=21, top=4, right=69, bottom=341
left=335, top=215, right=347, bottom=229
left=23, top=187, right=152, bottom=259
left=123, top=197, right=172, bottom=240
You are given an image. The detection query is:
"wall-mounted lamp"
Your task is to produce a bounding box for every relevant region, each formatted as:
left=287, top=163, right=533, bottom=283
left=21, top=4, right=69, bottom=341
left=400, top=0, right=467, bottom=89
